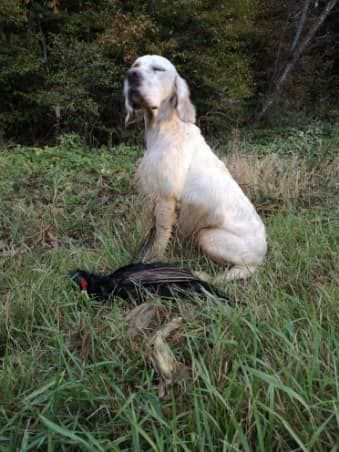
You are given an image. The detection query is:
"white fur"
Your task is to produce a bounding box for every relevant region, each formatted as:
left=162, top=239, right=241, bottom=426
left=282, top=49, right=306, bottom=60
left=124, top=55, right=267, bottom=281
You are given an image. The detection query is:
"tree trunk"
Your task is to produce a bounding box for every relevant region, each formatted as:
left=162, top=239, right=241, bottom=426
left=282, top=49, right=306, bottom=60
left=54, top=104, right=61, bottom=139
left=289, top=0, right=311, bottom=56
left=254, top=0, right=338, bottom=124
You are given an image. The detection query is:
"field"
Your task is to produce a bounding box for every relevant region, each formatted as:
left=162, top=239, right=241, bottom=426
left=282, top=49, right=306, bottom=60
left=0, top=125, right=338, bottom=451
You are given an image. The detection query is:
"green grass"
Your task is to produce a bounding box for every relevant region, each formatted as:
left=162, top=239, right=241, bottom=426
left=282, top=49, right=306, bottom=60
left=0, top=130, right=338, bottom=451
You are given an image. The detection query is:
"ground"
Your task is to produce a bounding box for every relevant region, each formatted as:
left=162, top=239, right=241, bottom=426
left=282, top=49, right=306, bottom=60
left=0, top=125, right=338, bottom=450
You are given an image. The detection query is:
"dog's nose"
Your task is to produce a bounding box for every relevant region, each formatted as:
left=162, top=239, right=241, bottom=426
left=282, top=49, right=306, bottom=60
left=127, top=69, right=141, bottom=86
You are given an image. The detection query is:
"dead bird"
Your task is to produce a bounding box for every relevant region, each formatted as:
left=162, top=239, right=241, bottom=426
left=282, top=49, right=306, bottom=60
left=71, top=262, right=229, bottom=303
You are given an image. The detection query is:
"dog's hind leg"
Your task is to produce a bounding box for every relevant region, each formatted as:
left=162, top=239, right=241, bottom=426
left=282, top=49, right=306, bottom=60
left=198, top=228, right=265, bottom=282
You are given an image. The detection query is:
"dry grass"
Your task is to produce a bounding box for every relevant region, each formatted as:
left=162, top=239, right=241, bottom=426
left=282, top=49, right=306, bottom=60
left=224, top=152, right=338, bottom=203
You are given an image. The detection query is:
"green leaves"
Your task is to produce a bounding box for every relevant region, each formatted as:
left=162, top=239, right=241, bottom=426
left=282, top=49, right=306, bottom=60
left=0, top=0, right=258, bottom=145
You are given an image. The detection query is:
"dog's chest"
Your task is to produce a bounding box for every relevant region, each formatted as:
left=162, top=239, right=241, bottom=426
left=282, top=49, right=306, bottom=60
left=136, top=145, right=192, bottom=199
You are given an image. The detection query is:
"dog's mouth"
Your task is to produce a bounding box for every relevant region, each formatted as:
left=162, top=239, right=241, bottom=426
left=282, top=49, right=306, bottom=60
left=128, top=88, right=145, bottom=109
left=127, top=87, right=158, bottom=111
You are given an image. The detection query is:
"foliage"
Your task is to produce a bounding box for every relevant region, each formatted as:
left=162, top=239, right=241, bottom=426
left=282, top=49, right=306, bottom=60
left=0, top=128, right=338, bottom=449
left=0, top=1, right=338, bottom=144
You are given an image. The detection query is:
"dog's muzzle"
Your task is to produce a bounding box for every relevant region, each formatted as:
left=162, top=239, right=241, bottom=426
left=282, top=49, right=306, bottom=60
left=126, top=69, right=157, bottom=110
left=126, top=69, right=143, bottom=108
left=127, top=69, right=141, bottom=86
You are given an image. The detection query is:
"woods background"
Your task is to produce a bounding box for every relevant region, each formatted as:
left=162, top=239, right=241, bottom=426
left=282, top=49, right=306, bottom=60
left=1, top=0, right=338, bottom=146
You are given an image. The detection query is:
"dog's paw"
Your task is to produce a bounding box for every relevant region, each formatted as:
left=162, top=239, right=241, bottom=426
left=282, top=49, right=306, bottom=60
left=214, top=265, right=258, bottom=283
left=192, top=271, right=211, bottom=283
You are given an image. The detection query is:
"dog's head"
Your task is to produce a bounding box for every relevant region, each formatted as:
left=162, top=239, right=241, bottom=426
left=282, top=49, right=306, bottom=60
left=124, top=55, right=196, bottom=126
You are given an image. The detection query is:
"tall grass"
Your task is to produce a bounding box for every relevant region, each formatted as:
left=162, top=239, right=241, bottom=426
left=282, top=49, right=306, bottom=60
left=0, top=128, right=338, bottom=450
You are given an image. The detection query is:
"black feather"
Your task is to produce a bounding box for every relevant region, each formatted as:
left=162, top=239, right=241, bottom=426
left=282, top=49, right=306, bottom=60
left=70, top=262, right=229, bottom=303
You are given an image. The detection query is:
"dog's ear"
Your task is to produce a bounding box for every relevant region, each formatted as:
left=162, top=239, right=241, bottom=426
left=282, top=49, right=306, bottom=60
left=174, top=75, right=196, bottom=124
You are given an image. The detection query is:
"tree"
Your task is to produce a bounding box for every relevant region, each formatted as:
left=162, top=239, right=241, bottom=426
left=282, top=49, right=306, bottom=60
left=1, top=0, right=338, bottom=144
left=254, top=0, right=338, bottom=123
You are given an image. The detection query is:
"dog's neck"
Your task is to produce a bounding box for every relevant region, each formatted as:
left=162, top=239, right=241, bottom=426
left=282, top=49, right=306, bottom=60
left=144, top=97, right=181, bottom=146
left=145, top=96, right=178, bottom=126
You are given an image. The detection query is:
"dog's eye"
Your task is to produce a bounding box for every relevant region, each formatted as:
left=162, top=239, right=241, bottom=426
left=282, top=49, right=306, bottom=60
left=152, top=66, right=166, bottom=72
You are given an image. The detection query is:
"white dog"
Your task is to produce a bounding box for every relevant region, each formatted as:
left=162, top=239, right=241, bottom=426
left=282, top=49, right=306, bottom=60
left=124, top=55, right=267, bottom=281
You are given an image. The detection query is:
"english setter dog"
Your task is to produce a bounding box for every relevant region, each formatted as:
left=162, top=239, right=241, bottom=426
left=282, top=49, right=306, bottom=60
left=124, top=55, right=267, bottom=282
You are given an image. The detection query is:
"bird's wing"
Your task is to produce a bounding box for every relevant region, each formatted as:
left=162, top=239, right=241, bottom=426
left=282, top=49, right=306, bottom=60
left=115, top=265, right=199, bottom=285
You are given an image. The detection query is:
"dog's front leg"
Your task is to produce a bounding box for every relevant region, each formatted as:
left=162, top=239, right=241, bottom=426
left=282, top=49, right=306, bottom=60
left=140, top=198, right=176, bottom=262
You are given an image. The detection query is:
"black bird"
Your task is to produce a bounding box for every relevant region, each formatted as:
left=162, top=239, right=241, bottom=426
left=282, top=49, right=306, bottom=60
left=71, top=262, right=229, bottom=303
